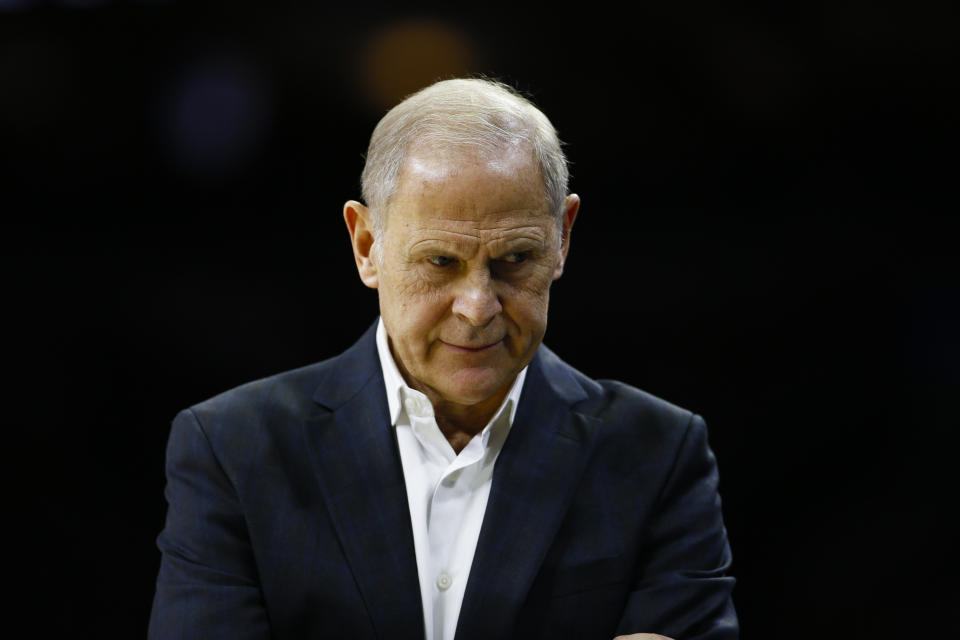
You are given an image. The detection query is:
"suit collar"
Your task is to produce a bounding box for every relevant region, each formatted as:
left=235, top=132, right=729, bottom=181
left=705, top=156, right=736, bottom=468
left=531, top=340, right=596, bottom=410
left=455, top=343, right=603, bottom=640
left=305, top=323, right=601, bottom=640
left=303, top=320, right=424, bottom=640
left=310, top=320, right=380, bottom=410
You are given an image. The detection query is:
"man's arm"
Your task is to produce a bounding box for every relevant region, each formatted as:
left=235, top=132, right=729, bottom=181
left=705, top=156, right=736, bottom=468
left=148, top=409, right=271, bottom=639
left=615, top=414, right=738, bottom=640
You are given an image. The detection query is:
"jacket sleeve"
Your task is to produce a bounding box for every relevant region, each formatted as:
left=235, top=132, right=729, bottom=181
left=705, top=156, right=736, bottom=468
left=148, top=408, right=272, bottom=640
left=615, top=414, right=739, bottom=639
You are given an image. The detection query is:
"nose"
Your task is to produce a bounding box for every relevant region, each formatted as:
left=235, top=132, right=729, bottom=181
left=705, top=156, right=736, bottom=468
left=451, top=268, right=502, bottom=327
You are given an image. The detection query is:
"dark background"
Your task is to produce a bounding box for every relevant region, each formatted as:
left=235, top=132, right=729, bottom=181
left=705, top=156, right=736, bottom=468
left=5, top=0, right=957, bottom=637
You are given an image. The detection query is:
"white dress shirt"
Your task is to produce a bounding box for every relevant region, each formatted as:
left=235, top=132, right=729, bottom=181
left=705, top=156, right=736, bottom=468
left=375, top=318, right=527, bottom=640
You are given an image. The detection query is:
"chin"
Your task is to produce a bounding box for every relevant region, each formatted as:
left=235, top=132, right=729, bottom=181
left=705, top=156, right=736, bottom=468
left=439, top=370, right=514, bottom=405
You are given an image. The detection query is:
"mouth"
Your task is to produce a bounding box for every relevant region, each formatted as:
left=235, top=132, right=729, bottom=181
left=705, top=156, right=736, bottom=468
left=441, top=339, right=503, bottom=354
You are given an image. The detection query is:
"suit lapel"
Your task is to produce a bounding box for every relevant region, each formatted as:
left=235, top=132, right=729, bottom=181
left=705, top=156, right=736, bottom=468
left=455, top=346, right=601, bottom=640
left=302, top=323, right=425, bottom=640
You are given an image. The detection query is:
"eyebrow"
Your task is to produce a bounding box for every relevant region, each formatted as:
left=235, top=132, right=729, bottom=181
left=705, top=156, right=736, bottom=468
left=487, top=238, right=543, bottom=256
left=407, top=237, right=544, bottom=261
left=407, top=238, right=475, bottom=258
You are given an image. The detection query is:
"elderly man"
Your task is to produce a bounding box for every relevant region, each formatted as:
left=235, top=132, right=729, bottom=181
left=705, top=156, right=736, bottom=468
left=148, top=78, right=738, bottom=640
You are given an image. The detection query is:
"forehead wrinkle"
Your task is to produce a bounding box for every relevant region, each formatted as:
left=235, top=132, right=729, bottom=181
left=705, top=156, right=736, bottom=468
left=421, top=208, right=551, bottom=229
left=409, top=229, right=481, bottom=248
left=406, top=231, right=480, bottom=261
left=486, top=224, right=547, bottom=241
left=406, top=225, right=549, bottom=260
left=409, top=221, right=547, bottom=243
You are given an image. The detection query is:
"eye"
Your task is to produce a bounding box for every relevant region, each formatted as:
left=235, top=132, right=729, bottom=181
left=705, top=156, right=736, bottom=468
left=427, top=255, right=456, bottom=267
left=501, top=251, right=531, bottom=264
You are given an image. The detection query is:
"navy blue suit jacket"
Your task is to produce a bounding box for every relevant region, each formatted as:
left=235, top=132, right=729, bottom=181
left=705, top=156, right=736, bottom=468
left=149, top=322, right=738, bottom=639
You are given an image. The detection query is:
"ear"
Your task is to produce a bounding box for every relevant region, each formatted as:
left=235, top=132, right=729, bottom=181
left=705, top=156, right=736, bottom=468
left=343, top=200, right=379, bottom=289
left=553, top=193, right=580, bottom=280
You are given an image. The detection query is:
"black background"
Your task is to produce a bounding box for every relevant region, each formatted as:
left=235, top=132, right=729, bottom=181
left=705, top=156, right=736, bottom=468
left=4, top=1, right=957, bottom=637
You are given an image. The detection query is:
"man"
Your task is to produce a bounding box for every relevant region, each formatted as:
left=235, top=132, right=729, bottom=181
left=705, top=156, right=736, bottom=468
left=148, top=78, right=738, bottom=640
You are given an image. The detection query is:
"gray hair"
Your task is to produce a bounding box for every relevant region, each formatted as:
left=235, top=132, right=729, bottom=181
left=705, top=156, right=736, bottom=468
left=360, top=78, right=569, bottom=239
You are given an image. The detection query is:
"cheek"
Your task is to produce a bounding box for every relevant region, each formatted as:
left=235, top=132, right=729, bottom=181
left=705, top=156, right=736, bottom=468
left=383, top=271, right=450, bottom=327
left=504, top=278, right=552, bottom=329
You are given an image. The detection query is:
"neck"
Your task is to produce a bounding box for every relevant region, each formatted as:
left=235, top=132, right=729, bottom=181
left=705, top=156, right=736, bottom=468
left=428, top=386, right=511, bottom=453
left=386, top=337, right=516, bottom=453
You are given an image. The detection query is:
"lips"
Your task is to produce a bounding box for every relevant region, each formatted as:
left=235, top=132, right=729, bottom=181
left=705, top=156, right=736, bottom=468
left=442, top=339, right=503, bottom=352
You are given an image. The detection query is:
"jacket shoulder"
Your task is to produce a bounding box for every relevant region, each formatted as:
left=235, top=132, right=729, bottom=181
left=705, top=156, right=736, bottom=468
left=183, top=320, right=380, bottom=428
left=164, top=356, right=355, bottom=489
left=198, top=359, right=323, bottom=413
left=596, top=378, right=696, bottom=430
left=538, top=344, right=700, bottom=443
left=180, top=354, right=346, bottom=445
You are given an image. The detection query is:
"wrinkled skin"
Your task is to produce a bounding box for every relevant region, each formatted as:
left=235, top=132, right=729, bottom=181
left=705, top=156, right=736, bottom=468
left=344, top=146, right=579, bottom=447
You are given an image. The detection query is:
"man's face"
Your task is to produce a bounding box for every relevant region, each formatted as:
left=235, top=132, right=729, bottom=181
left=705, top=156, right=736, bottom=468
left=350, top=147, right=577, bottom=410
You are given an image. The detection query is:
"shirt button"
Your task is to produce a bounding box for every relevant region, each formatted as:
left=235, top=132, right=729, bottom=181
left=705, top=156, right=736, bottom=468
left=436, top=573, right=452, bottom=590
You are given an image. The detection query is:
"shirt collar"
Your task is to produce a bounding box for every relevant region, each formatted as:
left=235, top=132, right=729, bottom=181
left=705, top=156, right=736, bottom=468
left=375, top=317, right=528, bottom=432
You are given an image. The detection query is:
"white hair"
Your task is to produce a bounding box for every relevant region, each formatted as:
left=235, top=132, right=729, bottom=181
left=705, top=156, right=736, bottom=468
left=360, top=78, right=569, bottom=240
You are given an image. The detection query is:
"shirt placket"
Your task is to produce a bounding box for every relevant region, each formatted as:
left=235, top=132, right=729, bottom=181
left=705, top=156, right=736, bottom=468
left=429, top=440, right=485, bottom=637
